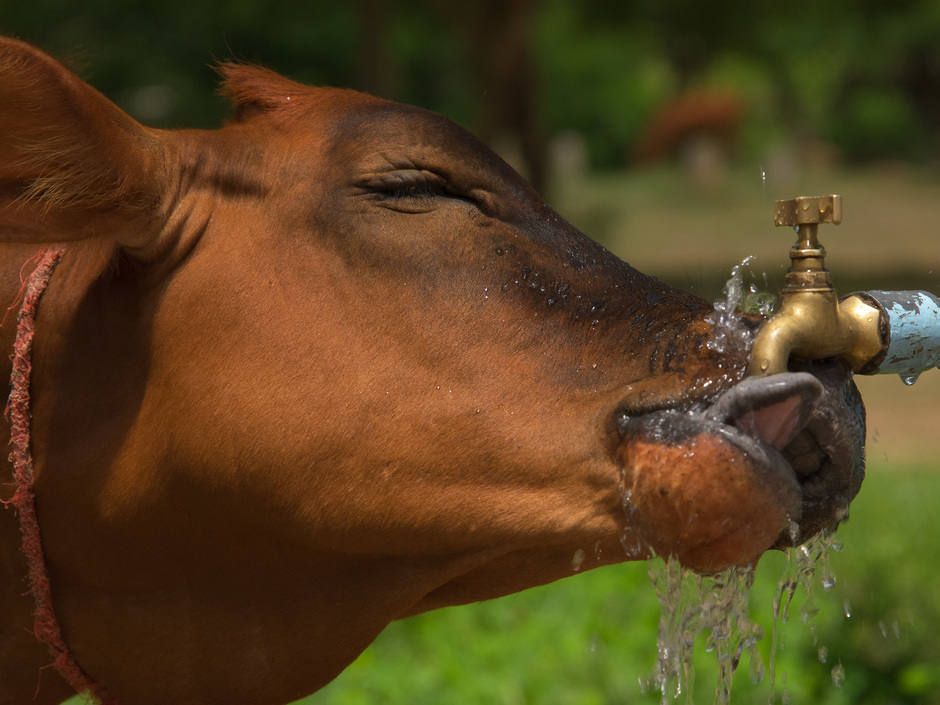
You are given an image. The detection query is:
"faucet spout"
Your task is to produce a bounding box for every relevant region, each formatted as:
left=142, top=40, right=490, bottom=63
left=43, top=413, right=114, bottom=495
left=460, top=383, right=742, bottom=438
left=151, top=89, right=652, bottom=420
left=749, top=289, right=884, bottom=376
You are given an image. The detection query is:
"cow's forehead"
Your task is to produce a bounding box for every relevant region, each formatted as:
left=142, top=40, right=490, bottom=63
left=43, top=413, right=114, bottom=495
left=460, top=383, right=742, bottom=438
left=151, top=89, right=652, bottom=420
left=213, top=85, right=498, bottom=181
left=216, top=66, right=451, bottom=141
left=212, top=63, right=520, bottom=188
left=318, top=97, right=495, bottom=164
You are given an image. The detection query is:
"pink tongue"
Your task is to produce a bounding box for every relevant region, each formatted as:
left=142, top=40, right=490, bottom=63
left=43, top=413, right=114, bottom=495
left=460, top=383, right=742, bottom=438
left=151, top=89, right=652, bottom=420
left=734, top=395, right=805, bottom=450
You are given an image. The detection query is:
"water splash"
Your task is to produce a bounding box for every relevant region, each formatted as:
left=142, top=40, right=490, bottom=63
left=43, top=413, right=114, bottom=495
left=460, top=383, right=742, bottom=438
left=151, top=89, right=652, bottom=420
left=706, top=256, right=752, bottom=355
left=644, top=558, right=764, bottom=704
left=706, top=257, right=777, bottom=355
left=740, top=287, right=777, bottom=317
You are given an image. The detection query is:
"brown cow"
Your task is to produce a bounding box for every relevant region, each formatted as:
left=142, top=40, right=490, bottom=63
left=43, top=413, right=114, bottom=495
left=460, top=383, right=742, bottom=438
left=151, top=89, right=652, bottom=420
left=0, top=38, right=863, bottom=705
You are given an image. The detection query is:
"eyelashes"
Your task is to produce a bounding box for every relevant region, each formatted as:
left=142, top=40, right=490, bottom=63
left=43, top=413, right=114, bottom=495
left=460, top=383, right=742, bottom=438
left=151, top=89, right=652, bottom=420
left=358, top=169, right=480, bottom=213
left=387, top=182, right=446, bottom=200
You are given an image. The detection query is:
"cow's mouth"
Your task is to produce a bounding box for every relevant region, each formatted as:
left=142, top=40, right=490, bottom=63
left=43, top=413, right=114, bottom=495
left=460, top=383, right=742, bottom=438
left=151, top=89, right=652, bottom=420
left=616, top=361, right=865, bottom=572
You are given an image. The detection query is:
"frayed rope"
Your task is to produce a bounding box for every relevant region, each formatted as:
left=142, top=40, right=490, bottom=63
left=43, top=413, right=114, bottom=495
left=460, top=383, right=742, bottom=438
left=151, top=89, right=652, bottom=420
left=5, top=246, right=119, bottom=704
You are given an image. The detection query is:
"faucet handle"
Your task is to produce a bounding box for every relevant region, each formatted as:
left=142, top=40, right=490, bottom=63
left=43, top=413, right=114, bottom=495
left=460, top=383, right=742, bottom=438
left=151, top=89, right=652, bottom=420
left=774, top=195, right=843, bottom=227
left=773, top=195, right=842, bottom=292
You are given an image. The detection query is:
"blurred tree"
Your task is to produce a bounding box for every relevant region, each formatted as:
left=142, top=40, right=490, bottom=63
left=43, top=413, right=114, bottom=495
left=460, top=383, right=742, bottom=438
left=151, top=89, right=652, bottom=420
left=2, top=0, right=939, bottom=171
left=426, top=0, right=548, bottom=193
left=355, top=0, right=394, bottom=97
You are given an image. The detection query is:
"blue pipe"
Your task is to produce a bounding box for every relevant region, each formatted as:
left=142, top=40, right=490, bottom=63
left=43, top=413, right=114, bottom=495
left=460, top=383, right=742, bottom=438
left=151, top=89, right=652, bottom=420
left=854, top=290, right=940, bottom=382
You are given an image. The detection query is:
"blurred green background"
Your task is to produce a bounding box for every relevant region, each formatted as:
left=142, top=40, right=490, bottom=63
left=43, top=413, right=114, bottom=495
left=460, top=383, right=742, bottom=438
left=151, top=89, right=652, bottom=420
left=7, top=1, right=939, bottom=703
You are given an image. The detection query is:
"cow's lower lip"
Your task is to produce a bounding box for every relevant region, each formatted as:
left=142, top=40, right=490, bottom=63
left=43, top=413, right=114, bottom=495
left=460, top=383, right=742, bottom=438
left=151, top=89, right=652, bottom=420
left=772, top=360, right=866, bottom=546
left=700, top=369, right=866, bottom=547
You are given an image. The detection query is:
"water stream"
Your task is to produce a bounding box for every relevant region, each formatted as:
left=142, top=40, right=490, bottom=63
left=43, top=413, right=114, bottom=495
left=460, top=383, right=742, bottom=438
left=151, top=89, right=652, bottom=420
left=644, top=558, right=763, bottom=704
left=766, top=527, right=844, bottom=703
left=646, top=528, right=843, bottom=705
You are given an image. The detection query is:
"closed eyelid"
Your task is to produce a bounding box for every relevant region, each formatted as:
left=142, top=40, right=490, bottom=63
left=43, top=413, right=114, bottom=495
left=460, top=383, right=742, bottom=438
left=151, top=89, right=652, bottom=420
left=357, top=169, right=447, bottom=192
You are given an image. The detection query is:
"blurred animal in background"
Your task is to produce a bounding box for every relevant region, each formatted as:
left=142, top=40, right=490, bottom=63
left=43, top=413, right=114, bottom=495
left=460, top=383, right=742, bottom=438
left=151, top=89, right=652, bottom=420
left=634, top=90, right=746, bottom=189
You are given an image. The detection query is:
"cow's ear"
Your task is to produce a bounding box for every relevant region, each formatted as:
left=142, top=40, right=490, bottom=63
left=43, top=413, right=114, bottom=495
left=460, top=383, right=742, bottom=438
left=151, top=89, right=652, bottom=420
left=0, top=37, right=167, bottom=248
left=216, top=62, right=304, bottom=122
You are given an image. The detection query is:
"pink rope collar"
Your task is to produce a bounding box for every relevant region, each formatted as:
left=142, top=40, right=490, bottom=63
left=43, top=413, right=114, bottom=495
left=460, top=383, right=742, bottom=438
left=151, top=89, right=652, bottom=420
left=5, top=246, right=117, bottom=704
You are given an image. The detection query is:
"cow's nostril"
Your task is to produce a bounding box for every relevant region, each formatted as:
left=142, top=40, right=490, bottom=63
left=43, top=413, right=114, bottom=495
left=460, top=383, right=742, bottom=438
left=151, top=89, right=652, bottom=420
left=782, top=429, right=827, bottom=479
left=730, top=394, right=808, bottom=451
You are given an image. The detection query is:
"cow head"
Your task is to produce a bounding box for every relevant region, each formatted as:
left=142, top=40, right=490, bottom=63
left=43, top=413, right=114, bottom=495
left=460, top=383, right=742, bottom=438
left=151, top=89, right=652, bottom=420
left=0, top=38, right=863, bottom=705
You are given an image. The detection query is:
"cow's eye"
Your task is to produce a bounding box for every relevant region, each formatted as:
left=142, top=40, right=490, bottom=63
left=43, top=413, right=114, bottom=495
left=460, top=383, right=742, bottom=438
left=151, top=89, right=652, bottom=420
left=359, top=169, right=478, bottom=213
left=388, top=183, right=443, bottom=201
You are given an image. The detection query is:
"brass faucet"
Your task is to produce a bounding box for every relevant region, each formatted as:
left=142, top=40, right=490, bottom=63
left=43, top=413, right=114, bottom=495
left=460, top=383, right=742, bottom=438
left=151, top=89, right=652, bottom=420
left=748, top=195, right=886, bottom=376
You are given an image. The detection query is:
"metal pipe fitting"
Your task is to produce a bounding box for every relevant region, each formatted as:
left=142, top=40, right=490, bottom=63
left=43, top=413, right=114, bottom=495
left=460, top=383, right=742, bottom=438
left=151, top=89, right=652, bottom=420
left=848, top=290, right=940, bottom=378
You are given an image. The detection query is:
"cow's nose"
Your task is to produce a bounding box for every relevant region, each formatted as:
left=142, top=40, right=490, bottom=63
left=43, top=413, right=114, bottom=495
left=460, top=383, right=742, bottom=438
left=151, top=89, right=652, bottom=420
left=702, top=372, right=823, bottom=451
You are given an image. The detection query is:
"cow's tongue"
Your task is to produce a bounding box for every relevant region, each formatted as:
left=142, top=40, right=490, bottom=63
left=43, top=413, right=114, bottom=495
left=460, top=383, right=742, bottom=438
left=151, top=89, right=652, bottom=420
left=704, top=373, right=824, bottom=451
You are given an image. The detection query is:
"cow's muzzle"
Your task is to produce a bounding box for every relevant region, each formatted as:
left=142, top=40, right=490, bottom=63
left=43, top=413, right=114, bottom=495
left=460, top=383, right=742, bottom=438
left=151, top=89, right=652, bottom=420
left=616, top=361, right=865, bottom=574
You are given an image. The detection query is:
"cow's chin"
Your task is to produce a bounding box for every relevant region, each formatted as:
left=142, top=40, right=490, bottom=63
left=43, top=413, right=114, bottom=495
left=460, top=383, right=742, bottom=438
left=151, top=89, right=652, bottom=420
left=616, top=363, right=865, bottom=574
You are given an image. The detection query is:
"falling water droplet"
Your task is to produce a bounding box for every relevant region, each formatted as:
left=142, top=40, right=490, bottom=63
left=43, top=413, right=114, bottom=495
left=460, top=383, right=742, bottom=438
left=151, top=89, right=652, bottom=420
left=786, top=520, right=800, bottom=545
left=831, top=662, right=846, bottom=687
left=900, top=372, right=920, bottom=386
left=571, top=548, right=586, bottom=572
